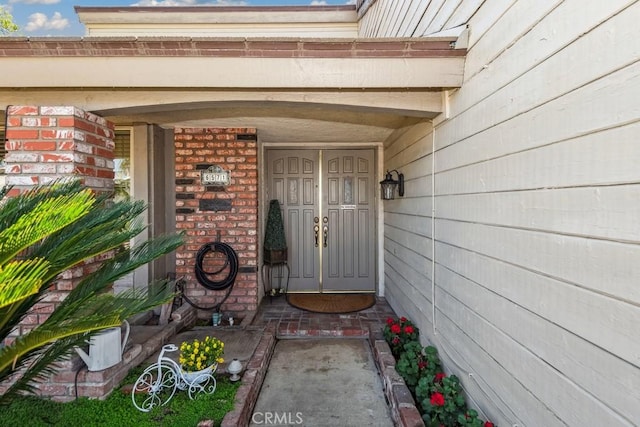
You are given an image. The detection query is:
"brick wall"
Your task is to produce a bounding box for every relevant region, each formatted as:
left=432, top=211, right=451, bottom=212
left=2, top=105, right=119, bottom=400
left=4, top=105, right=115, bottom=195
left=4, top=106, right=116, bottom=339
left=174, top=127, right=259, bottom=320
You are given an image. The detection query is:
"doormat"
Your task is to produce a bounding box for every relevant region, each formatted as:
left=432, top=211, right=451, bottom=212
left=286, top=293, right=376, bottom=314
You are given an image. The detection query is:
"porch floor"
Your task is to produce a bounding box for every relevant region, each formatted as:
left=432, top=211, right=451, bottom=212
left=249, top=294, right=398, bottom=337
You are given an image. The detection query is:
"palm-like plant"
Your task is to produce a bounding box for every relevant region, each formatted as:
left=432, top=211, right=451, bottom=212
left=0, top=181, right=184, bottom=404
left=0, top=6, right=19, bottom=35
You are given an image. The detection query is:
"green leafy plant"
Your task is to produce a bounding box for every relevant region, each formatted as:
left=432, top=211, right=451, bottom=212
left=263, top=199, right=287, bottom=251
left=394, top=341, right=424, bottom=391
left=420, top=374, right=466, bottom=427
left=0, top=181, right=184, bottom=404
left=0, top=6, right=18, bottom=35
left=458, top=409, right=495, bottom=427
left=414, top=346, right=444, bottom=397
left=263, top=199, right=287, bottom=266
left=385, top=316, right=496, bottom=427
left=421, top=345, right=443, bottom=380
left=396, top=342, right=443, bottom=394
left=384, top=316, right=419, bottom=358
left=179, top=336, right=225, bottom=372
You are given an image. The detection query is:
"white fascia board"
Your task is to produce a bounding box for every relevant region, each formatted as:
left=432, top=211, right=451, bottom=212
left=1, top=56, right=464, bottom=89
left=84, top=23, right=358, bottom=38
left=77, top=9, right=358, bottom=25
left=0, top=90, right=444, bottom=118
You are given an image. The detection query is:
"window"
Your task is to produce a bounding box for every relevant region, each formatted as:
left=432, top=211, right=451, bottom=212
left=113, top=129, right=131, bottom=201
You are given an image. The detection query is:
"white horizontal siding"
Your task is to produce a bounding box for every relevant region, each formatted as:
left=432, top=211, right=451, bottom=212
left=437, top=242, right=640, bottom=423
left=444, top=0, right=484, bottom=29
left=381, top=1, right=640, bottom=426
left=435, top=280, right=635, bottom=426
left=382, top=118, right=437, bottom=343
left=461, top=0, right=516, bottom=49
left=436, top=219, right=640, bottom=364
left=398, top=1, right=433, bottom=37
left=461, top=0, right=635, bottom=110
left=358, top=0, right=484, bottom=37
left=436, top=184, right=640, bottom=244
left=440, top=1, right=640, bottom=148
left=436, top=122, right=640, bottom=194
left=386, top=0, right=414, bottom=37
left=412, top=0, right=448, bottom=36
left=462, top=0, right=562, bottom=79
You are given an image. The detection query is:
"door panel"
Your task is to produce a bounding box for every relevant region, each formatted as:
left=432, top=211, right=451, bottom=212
left=266, top=148, right=375, bottom=293
left=322, top=150, right=375, bottom=292
left=267, top=150, right=319, bottom=292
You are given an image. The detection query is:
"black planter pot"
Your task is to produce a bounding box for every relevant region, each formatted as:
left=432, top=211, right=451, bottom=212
left=264, top=248, right=288, bottom=264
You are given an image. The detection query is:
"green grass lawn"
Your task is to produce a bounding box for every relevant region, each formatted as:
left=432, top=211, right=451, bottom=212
left=0, top=369, right=240, bottom=427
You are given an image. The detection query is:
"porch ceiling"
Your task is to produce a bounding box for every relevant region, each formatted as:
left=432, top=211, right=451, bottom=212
left=0, top=90, right=440, bottom=142
left=97, top=101, right=426, bottom=143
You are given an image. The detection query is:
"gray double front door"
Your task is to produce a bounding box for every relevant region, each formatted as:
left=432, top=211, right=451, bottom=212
left=266, top=149, right=376, bottom=293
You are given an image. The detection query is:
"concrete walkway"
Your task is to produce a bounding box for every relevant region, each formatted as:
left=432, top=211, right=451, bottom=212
left=136, top=297, right=420, bottom=426
left=249, top=339, right=394, bottom=427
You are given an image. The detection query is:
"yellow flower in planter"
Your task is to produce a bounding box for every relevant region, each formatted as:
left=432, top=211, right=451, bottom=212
left=179, top=336, right=224, bottom=372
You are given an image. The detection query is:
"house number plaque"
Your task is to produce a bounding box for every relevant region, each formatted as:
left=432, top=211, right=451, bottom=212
left=201, top=165, right=230, bottom=186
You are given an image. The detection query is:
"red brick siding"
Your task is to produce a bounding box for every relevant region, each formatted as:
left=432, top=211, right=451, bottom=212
left=174, top=127, right=259, bottom=319
left=0, top=106, right=155, bottom=402
left=3, top=105, right=115, bottom=343
left=4, top=105, right=115, bottom=194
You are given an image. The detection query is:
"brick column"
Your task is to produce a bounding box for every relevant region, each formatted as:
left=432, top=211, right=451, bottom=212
left=174, top=127, right=258, bottom=320
left=4, top=105, right=115, bottom=335
left=4, top=105, right=115, bottom=194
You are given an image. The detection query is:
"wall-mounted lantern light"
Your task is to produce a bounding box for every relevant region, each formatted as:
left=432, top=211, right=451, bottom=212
left=380, top=170, right=404, bottom=200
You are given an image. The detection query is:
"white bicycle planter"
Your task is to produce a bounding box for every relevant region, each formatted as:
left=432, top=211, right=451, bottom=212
left=132, top=344, right=217, bottom=412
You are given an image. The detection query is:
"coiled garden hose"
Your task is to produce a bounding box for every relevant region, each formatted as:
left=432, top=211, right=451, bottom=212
left=180, top=241, right=238, bottom=312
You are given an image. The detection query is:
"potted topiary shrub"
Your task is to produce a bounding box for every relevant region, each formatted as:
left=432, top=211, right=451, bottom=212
left=263, top=199, right=287, bottom=264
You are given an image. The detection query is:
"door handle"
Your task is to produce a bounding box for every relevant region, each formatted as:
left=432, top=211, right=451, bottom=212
left=314, top=225, right=320, bottom=247
left=323, top=225, right=328, bottom=248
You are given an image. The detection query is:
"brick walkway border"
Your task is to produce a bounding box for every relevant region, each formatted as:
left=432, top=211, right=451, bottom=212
left=369, top=326, right=425, bottom=427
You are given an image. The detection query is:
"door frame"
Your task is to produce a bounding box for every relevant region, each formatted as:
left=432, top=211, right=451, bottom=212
left=259, top=142, right=386, bottom=297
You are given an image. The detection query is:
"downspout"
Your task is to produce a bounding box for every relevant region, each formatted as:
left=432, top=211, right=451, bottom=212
left=431, top=123, right=437, bottom=335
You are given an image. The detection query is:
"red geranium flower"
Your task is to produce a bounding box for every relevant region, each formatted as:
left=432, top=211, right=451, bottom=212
left=392, top=337, right=400, bottom=345
left=404, top=325, right=414, bottom=334
left=430, top=392, right=445, bottom=406
left=386, top=317, right=395, bottom=326
left=434, top=372, right=446, bottom=382
left=418, top=361, right=427, bottom=370
left=390, top=324, right=401, bottom=334
left=484, top=422, right=494, bottom=427
left=400, top=316, right=407, bottom=323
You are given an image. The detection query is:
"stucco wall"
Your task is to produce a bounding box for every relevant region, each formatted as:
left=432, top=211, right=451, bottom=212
left=381, top=1, right=640, bottom=426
